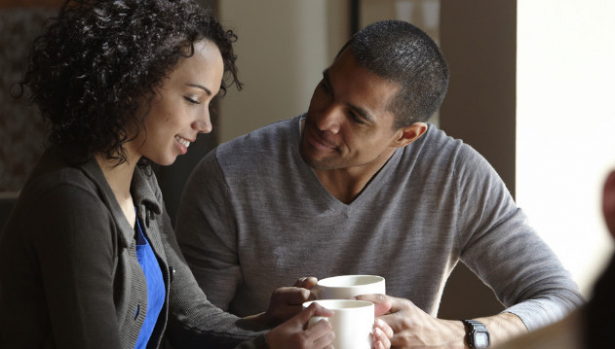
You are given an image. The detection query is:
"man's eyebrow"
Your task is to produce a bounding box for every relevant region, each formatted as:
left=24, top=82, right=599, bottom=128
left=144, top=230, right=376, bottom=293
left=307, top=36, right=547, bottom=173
left=186, top=83, right=212, bottom=96
left=323, top=70, right=375, bottom=123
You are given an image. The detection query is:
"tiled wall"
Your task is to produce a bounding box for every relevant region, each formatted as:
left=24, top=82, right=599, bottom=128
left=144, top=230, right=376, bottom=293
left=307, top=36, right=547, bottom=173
left=0, top=7, right=56, bottom=193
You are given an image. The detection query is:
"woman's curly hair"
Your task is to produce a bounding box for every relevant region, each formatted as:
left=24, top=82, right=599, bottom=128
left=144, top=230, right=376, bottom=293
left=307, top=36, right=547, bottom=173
left=18, top=0, right=241, bottom=165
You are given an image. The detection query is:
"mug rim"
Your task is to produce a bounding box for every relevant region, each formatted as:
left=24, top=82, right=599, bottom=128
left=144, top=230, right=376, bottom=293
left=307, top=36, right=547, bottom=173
left=317, top=274, right=385, bottom=288
left=303, top=299, right=375, bottom=310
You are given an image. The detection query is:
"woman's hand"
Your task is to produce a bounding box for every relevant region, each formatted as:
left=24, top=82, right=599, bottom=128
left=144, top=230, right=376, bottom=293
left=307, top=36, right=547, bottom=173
left=258, top=278, right=394, bottom=349
left=255, top=277, right=318, bottom=327
left=266, top=301, right=394, bottom=349
left=266, top=302, right=335, bottom=349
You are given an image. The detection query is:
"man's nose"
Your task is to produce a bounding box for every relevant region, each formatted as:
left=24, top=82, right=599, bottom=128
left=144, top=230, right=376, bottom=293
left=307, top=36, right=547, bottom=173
left=314, top=104, right=343, bottom=134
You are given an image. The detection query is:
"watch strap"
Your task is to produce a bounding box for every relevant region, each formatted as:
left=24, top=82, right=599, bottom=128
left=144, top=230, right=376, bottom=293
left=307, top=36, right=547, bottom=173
left=462, top=319, right=490, bottom=349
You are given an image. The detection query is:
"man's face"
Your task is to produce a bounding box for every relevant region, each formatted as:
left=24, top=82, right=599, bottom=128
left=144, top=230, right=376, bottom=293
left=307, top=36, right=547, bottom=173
left=300, top=49, right=402, bottom=172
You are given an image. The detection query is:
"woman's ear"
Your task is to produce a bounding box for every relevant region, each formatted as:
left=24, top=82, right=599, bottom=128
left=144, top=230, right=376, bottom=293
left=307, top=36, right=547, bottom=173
left=602, top=171, right=615, bottom=238
left=391, top=122, right=428, bottom=148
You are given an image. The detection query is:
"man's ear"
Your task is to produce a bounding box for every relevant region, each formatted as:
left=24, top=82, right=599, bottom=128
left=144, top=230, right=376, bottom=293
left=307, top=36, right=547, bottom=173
left=603, top=170, right=615, bottom=238
left=391, top=122, right=428, bottom=148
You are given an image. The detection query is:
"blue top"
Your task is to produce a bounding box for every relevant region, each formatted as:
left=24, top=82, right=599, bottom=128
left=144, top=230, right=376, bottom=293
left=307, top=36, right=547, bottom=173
left=134, top=214, right=166, bottom=349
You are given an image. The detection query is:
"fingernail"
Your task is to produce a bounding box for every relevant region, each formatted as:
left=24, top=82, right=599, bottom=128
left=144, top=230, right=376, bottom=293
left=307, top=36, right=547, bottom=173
left=375, top=327, right=383, bottom=337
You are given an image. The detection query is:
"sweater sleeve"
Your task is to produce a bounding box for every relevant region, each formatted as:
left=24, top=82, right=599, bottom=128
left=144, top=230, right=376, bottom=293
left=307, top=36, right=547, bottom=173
left=174, top=149, right=243, bottom=311
left=453, top=145, right=585, bottom=330
left=28, top=184, right=121, bottom=348
left=151, top=171, right=268, bottom=349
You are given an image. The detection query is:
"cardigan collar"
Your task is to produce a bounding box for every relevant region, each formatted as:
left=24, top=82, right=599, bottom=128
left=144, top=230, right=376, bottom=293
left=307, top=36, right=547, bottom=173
left=78, top=155, right=163, bottom=248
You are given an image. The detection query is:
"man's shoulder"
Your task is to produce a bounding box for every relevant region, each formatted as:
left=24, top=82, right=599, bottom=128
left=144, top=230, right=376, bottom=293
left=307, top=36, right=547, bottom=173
left=215, top=116, right=300, bottom=163
left=400, top=124, right=490, bottom=174
left=408, top=124, right=465, bottom=160
left=221, top=117, right=298, bottom=148
left=422, top=124, right=469, bottom=149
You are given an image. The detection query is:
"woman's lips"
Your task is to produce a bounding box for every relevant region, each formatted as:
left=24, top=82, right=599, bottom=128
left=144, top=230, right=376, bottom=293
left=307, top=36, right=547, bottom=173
left=174, top=135, right=192, bottom=148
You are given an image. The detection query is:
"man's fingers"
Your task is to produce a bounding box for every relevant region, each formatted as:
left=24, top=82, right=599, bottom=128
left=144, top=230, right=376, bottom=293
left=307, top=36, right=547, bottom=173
left=378, top=313, right=405, bottom=333
left=375, top=318, right=394, bottom=339
left=355, top=293, right=393, bottom=316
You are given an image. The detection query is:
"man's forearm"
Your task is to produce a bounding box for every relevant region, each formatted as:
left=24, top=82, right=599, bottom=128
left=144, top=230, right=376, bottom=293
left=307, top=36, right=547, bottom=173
left=442, top=312, right=527, bottom=348
left=473, top=312, right=527, bottom=348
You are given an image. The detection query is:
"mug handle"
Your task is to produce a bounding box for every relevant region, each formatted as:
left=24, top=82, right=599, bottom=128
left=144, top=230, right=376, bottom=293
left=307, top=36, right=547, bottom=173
left=311, top=286, right=320, bottom=300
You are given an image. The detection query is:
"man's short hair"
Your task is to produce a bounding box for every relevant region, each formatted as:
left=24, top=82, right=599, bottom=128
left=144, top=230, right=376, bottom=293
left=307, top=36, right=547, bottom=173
left=341, top=20, right=449, bottom=129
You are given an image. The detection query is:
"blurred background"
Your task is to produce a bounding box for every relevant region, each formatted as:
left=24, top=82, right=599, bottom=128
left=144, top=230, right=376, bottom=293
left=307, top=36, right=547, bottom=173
left=1, top=0, right=614, bottom=320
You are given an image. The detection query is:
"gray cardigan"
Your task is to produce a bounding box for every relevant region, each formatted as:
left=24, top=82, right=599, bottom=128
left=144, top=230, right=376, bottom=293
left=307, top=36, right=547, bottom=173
left=0, top=148, right=268, bottom=349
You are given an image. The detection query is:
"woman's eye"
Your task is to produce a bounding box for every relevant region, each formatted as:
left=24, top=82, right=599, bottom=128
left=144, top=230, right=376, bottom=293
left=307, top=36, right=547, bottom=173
left=184, top=96, right=201, bottom=105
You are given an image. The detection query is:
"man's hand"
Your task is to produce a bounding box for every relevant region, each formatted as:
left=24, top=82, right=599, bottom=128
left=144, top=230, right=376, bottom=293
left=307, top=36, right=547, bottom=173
left=357, top=294, right=528, bottom=348
left=358, top=294, right=467, bottom=348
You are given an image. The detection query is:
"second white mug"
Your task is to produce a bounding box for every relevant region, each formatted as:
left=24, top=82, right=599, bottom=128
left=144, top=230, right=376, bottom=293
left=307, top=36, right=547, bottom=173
left=304, top=299, right=375, bottom=349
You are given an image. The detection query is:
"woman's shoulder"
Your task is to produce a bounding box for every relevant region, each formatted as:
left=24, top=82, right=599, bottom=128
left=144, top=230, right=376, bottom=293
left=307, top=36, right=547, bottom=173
left=23, top=151, right=100, bottom=201
left=11, top=149, right=109, bottom=227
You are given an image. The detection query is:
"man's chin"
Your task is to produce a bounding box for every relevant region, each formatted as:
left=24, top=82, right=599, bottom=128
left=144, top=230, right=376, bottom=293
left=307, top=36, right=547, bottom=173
left=299, top=138, right=342, bottom=171
left=300, top=152, right=337, bottom=171
left=299, top=145, right=316, bottom=168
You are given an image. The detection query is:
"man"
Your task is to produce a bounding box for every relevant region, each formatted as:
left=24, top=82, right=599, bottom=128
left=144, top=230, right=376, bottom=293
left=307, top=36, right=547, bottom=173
left=176, top=20, right=584, bottom=348
left=496, top=171, right=615, bottom=349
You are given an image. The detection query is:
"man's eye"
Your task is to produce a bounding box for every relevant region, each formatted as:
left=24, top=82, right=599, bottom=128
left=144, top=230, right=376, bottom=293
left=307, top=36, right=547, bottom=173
left=349, top=111, right=364, bottom=124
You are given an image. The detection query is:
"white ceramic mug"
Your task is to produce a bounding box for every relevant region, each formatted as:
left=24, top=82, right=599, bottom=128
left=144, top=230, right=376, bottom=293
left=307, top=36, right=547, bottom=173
left=303, top=299, right=375, bottom=349
left=315, top=275, right=386, bottom=299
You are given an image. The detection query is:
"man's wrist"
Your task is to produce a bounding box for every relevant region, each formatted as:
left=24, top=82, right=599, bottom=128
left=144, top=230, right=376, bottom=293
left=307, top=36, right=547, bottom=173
left=462, top=319, right=491, bottom=349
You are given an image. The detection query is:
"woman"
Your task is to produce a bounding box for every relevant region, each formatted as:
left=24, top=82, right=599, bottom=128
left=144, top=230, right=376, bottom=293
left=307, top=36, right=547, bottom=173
left=0, top=0, right=392, bottom=348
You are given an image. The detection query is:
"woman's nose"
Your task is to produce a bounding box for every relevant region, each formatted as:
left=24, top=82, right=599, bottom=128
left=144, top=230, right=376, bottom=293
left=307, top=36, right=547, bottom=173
left=193, top=111, right=212, bottom=134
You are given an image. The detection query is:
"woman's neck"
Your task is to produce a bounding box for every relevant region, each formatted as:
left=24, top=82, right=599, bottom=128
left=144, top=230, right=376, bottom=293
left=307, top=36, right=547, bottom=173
left=95, top=153, right=139, bottom=228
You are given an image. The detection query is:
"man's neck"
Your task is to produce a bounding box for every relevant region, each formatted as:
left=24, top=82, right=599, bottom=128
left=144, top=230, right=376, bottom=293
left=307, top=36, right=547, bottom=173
left=313, top=148, right=396, bottom=205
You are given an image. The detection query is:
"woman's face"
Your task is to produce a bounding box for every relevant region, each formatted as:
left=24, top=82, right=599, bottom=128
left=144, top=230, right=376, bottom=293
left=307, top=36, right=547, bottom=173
left=128, top=39, right=224, bottom=166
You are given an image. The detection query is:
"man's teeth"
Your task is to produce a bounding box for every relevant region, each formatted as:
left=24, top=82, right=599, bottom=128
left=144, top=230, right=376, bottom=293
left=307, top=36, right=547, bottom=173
left=175, top=136, right=191, bottom=148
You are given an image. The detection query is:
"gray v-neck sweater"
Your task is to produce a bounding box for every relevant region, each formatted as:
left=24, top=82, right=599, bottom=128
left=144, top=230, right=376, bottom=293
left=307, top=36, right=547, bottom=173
left=176, top=115, right=584, bottom=332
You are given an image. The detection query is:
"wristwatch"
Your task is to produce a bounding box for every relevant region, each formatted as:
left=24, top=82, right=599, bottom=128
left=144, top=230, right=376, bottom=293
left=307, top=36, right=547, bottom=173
left=462, top=319, right=490, bottom=349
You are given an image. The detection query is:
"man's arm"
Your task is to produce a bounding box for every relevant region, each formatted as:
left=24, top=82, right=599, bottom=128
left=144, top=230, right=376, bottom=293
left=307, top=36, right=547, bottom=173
left=175, top=150, right=242, bottom=311
left=358, top=295, right=527, bottom=348
left=356, top=142, right=584, bottom=348
left=453, top=144, right=584, bottom=330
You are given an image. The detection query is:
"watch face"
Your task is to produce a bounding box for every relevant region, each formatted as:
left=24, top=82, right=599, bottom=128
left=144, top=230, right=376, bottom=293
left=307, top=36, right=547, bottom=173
left=475, top=332, right=489, bottom=347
